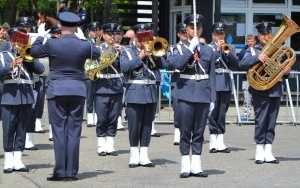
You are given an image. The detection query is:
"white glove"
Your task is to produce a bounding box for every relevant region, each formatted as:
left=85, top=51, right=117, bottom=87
left=189, top=37, right=199, bottom=52
left=208, top=102, right=215, bottom=117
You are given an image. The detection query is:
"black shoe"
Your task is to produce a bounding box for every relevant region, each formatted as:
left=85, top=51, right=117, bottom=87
left=180, top=172, right=190, bottom=178
left=25, top=146, right=38, bottom=150
left=98, top=151, right=107, bottom=156
left=14, top=167, right=29, bottom=172
left=67, top=176, right=79, bottom=181
left=107, top=151, right=118, bottom=156
left=3, top=168, right=13, bottom=173
left=255, top=160, right=264, bottom=164
left=209, top=148, right=217, bottom=153
left=35, top=130, right=45, bottom=133
left=129, top=163, right=139, bottom=168
left=217, top=148, right=231, bottom=153
left=87, top=124, right=95, bottom=127
left=49, top=138, right=53, bottom=141
left=151, top=133, right=160, bottom=137
left=265, top=160, right=279, bottom=164
left=47, top=176, right=67, bottom=181
left=190, top=172, right=208, bottom=177
left=117, top=128, right=126, bottom=131
left=140, top=163, right=155, bottom=167
left=173, top=142, right=179, bottom=145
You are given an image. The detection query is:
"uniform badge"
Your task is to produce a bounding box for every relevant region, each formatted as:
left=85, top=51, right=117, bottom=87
left=218, top=22, right=223, bottom=28
left=111, top=23, right=114, bottom=30
left=264, top=22, right=268, bottom=28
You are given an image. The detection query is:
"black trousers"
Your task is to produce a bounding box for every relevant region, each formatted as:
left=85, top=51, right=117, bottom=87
left=208, top=91, right=231, bottom=134
left=85, top=80, right=95, bottom=113
left=95, top=94, right=123, bottom=137
left=2, top=104, right=32, bottom=152
left=127, top=103, right=156, bottom=147
left=178, top=99, right=209, bottom=155
left=252, top=95, right=281, bottom=144
left=48, top=96, right=85, bottom=178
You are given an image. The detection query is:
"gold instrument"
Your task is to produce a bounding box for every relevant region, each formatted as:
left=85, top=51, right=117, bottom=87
left=19, top=44, right=34, bottom=62
left=143, top=37, right=169, bottom=67
left=247, top=14, right=300, bottom=91
left=84, top=46, right=119, bottom=81
left=221, top=43, right=232, bottom=54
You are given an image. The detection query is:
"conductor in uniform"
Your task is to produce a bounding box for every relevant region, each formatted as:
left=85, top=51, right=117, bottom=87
left=170, top=14, right=216, bottom=178
left=94, top=23, right=124, bottom=156
left=30, top=12, right=100, bottom=181
left=239, top=22, right=290, bottom=164
left=120, top=23, right=167, bottom=168
left=0, top=27, right=45, bottom=173
left=208, top=22, right=239, bottom=153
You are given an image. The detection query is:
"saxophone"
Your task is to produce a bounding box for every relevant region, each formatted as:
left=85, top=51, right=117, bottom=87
left=247, top=14, right=300, bottom=91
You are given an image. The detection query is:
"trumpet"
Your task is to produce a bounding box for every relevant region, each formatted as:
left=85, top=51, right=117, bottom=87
left=142, top=37, right=169, bottom=67
left=221, top=43, right=232, bottom=54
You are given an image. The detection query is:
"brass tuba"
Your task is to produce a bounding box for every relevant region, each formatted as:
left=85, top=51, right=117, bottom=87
left=247, top=14, right=300, bottom=91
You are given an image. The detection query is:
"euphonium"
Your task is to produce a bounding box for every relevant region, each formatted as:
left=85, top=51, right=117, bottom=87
left=247, top=14, right=300, bottom=91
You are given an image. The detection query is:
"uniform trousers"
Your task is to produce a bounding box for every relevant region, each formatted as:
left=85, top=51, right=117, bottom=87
left=85, top=80, right=95, bottom=113
left=126, top=103, right=156, bottom=147
left=178, top=99, right=209, bottom=155
left=36, top=76, right=47, bottom=119
left=27, top=80, right=42, bottom=132
left=48, top=96, right=85, bottom=178
left=2, top=104, right=32, bottom=151
left=95, top=94, right=123, bottom=137
left=252, top=94, right=281, bottom=144
left=208, top=91, right=231, bottom=134
left=172, top=96, right=178, bottom=129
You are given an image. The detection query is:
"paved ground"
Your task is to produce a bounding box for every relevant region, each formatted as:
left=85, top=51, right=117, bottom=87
left=0, top=106, right=300, bottom=188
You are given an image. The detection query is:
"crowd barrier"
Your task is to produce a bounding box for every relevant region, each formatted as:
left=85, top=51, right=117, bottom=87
left=155, top=70, right=300, bottom=126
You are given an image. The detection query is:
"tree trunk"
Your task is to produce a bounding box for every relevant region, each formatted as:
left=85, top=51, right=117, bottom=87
left=2, top=0, right=19, bottom=27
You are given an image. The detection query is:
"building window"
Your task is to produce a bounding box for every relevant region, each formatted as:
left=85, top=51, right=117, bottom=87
left=221, top=0, right=246, bottom=6
left=221, top=13, right=246, bottom=48
left=172, top=0, right=182, bottom=7
left=293, top=0, right=300, bottom=5
left=253, top=0, right=285, bottom=3
left=291, top=12, right=300, bottom=51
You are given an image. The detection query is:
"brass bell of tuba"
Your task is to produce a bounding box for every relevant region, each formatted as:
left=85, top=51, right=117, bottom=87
left=247, top=14, right=300, bottom=91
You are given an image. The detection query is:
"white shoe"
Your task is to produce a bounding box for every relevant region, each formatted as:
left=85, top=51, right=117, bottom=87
left=13, top=151, right=28, bottom=171
left=35, top=118, right=44, bottom=132
left=106, top=136, right=117, bottom=155
left=181, top=155, right=190, bottom=173
left=129, top=147, right=139, bottom=167
left=173, top=128, right=180, bottom=145
left=25, top=133, right=36, bottom=149
left=139, top=147, right=154, bottom=166
left=264, top=144, right=279, bottom=163
left=255, top=144, right=265, bottom=164
left=3, top=152, right=13, bottom=173
left=97, top=137, right=106, bottom=156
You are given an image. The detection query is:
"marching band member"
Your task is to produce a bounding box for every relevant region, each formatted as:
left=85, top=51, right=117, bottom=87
left=239, top=22, right=290, bottom=164
left=208, top=22, right=239, bottom=153
left=57, top=0, right=70, bottom=19
left=166, top=22, right=188, bottom=145
left=85, top=22, right=100, bottom=128
left=94, top=23, right=124, bottom=156
left=0, top=27, right=45, bottom=173
left=30, top=12, right=100, bottom=181
left=76, top=0, right=88, bottom=31
left=121, top=23, right=167, bottom=168
left=170, top=14, right=216, bottom=178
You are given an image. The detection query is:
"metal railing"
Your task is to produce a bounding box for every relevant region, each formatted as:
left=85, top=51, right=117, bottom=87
left=155, top=70, right=300, bottom=126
